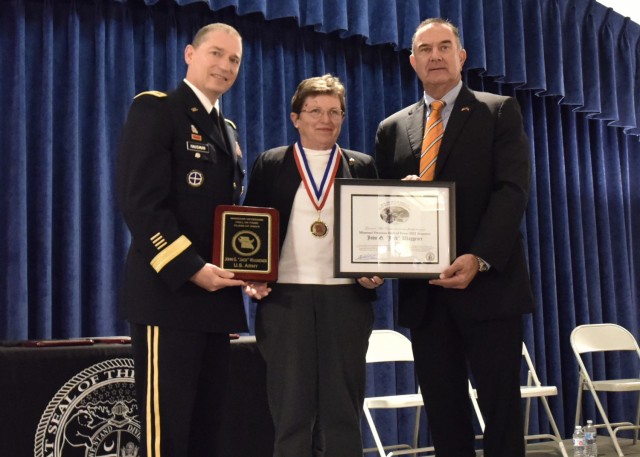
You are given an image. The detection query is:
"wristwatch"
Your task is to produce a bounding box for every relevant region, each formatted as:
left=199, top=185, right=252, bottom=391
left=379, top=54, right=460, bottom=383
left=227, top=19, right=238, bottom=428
left=476, top=256, right=490, bottom=272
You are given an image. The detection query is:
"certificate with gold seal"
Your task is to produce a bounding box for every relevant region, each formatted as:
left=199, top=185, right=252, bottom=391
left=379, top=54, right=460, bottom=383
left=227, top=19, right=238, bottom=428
left=213, top=205, right=279, bottom=281
left=334, top=179, right=455, bottom=278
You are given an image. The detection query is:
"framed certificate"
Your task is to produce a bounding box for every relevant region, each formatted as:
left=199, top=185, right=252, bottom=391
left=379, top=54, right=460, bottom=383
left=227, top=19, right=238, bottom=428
left=213, top=205, right=279, bottom=281
left=334, top=179, right=455, bottom=278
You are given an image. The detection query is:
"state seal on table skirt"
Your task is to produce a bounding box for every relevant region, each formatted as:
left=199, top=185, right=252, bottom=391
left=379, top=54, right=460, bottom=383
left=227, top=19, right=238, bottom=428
left=34, top=358, right=140, bottom=457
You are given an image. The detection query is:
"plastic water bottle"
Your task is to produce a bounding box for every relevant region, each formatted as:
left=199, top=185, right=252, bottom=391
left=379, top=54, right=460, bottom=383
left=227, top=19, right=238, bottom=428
left=573, top=425, right=586, bottom=457
left=584, top=420, right=597, bottom=457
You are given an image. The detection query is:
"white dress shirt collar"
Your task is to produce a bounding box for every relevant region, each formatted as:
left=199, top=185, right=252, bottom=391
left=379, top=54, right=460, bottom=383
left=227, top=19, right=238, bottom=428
left=183, top=78, right=220, bottom=115
left=423, top=80, right=463, bottom=127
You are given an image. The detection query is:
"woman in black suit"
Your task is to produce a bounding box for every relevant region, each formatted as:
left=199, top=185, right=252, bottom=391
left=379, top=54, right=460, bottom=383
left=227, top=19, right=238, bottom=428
left=243, top=74, right=383, bottom=457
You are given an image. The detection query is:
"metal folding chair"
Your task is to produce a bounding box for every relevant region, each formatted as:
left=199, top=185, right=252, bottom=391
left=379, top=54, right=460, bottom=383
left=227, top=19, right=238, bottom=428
left=571, top=323, right=640, bottom=457
left=362, top=330, right=434, bottom=457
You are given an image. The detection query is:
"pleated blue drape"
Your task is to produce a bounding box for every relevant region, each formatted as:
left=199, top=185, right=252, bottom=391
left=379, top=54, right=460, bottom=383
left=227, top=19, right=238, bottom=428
left=1, top=0, right=639, bottom=444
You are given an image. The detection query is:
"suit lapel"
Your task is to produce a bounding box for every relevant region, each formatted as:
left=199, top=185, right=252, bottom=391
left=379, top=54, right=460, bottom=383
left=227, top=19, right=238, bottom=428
left=218, top=110, right=235, bottom=156
left=338, top=149, right=353, bottom=178
left=407, top=101, right=427, bottom=162
left=279, top=145, right=303, bottom=206
left=435, top=86, right=477, bottom=178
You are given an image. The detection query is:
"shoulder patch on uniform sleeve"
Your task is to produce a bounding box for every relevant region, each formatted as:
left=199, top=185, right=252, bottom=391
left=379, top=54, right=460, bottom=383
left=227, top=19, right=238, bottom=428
left=134, top=90, right=167, bottom=99
left=224, top=119, right=237, bottom=130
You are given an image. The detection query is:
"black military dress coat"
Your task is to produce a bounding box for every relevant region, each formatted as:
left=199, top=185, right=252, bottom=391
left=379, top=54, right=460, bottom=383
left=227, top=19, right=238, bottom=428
left=117, top=82, right=247, bottom=333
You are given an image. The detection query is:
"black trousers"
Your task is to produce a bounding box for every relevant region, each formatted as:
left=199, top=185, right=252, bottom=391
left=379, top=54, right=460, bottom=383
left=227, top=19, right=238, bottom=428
left=411, top=303, right=524, bottom=457
left=130, top=324, right=230, bottom=457
left=255, top=284, right=374, bottom=457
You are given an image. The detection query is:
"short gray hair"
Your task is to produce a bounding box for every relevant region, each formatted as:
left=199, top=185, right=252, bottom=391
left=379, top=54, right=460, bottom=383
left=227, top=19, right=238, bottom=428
left=192, top=23, right=242, bottom=48
left=411, top=18, right=462, bottom=53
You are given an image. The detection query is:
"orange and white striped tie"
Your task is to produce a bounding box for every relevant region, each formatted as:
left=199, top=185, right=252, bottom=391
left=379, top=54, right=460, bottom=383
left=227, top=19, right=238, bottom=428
left=419, top=100, right=445, bottom=181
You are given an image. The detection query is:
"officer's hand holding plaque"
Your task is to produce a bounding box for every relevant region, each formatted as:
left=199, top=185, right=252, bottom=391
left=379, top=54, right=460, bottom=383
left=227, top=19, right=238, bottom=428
left=213, top=205, right=279, bottom=281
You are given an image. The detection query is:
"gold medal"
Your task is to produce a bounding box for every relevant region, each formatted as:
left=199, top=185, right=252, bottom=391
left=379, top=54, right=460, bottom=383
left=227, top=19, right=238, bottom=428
left=310, top=220, right=328, bottom=238
left=293, top=142, right=341, bottom=240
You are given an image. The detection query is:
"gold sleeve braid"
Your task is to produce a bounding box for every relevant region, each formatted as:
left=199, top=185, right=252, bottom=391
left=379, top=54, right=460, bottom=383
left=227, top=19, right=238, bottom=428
left=150, top=235, right=192, bottom=272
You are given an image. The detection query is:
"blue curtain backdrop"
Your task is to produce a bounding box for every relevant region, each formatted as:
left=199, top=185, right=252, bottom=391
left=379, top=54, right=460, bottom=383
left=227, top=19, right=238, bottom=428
left=1, top=0, right=639, bottom=445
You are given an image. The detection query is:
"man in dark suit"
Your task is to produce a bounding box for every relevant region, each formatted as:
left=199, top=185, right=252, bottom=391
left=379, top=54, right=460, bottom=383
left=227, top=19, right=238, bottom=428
left=375, top=18, right=534, bottom=457
left=116, top=23, right=247, bottom=457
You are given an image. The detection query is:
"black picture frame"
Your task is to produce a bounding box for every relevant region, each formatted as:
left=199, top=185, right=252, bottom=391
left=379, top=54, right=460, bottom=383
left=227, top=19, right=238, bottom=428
left=334, top=179, right=456, bottom=278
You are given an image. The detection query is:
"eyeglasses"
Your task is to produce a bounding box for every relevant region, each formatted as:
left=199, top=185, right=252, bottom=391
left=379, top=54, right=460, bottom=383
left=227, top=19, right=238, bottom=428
left=299, top=108, right=345, bottom=121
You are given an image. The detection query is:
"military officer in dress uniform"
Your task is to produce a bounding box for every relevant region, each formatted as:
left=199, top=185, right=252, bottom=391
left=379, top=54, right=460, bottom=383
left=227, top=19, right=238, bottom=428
left=116, top=23, right=247, bottom=457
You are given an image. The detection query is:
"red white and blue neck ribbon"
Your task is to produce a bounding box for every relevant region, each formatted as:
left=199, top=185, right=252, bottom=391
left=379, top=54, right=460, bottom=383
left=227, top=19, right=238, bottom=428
left=293, top=140, right=341, bottom=211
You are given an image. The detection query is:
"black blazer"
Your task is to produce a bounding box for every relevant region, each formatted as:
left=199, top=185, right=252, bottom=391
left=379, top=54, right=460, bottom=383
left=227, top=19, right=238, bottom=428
left=243, top=144, right=379, bottom=300
left=116, top=82, right=247, bottom=332
left=376, top=85, right=535, bottom=326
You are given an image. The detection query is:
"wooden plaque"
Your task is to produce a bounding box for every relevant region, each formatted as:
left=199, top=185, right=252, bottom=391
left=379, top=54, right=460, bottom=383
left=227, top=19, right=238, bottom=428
left=213, top=205, right=279, bottom=281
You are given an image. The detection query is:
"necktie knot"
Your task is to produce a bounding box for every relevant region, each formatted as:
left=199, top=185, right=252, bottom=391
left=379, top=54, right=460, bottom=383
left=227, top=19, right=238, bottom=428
left=431, top=100, right=445, bottom=114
